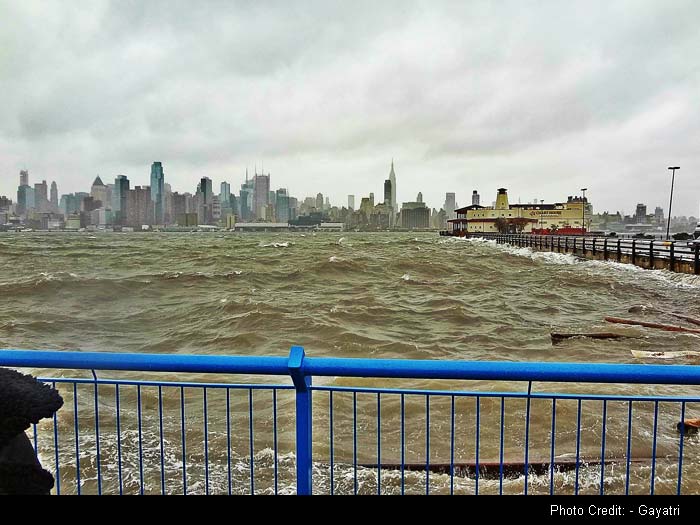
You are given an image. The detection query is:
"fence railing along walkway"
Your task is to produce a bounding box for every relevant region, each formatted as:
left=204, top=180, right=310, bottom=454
left=1, top=347, right=699, bottom=495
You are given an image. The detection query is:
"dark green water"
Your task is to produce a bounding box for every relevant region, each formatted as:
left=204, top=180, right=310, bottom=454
left=1, top=232, right=700, bottom=494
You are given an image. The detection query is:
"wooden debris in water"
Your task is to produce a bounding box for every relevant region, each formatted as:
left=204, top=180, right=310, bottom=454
left=605, top=316, right=700, bottom=334
left=551, top=332, right=631, bottom=344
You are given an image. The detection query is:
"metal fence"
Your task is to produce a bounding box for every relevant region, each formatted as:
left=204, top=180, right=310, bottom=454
left=2, top=347, right=700, bottom=495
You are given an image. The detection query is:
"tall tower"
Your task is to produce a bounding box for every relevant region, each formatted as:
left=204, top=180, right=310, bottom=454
left=417, top=192, right=423, bottom=203
left=19, top=170, right=29, bottom=187
left=150, top=162, right=165, bottom=225
left=389, top=160, right=397, bottom=221
left=253, top=173, right=270, bottom=220
left=472, top=190, right=480, bottom=206
left=114, top=175, right=130, bottom=225
left=384, top=179, right=392, bottom=206
left=348, top=195, right=355, bottom=210
left=50, top=181, right=59, bottom=209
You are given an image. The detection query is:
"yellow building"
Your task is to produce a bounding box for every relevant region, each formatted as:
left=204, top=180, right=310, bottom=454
left=448, top=188, right=590, bottom=235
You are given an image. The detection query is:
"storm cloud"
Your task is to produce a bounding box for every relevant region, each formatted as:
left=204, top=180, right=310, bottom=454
left=1, top=0, right=699, bottom=215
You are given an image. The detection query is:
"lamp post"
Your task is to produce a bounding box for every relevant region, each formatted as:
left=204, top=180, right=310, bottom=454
left=581, top=188, right=587, bottom=234
left=666, top=167, right=680, bottom=241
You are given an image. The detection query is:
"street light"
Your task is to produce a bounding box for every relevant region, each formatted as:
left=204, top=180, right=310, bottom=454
left=581, top=188, right=587, bottom=234
left=666, top=167, right=680, bottom=241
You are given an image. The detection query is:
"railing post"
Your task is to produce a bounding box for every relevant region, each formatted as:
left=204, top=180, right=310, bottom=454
left=582, top=237, right=585, bottom=256
left=289, top=346, right=312, bottom=495
left=603, top=238, right=608, bottom=260
left=631, top=239, right=636, bottom=265
left=695, top=244, right=699, bottom=275
left=592, top=238, right=596, bottom=256
left=669, top=242, right=675, bottom=272
left=565, top=236, right=568, bottom=253
left=617, top=239, right=621, bottom=262
left=649, top=240, right=654, bottom=269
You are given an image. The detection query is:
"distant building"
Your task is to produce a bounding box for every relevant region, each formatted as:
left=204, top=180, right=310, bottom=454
left=348, top=195, right=355, bottom=210
left=472, top=190, right=480, bottom=206
left=126, top=186, right=152, bottom=227
left=240, top=172, right=254, bottom=222
left=113, top=175, right=130, bottom=226
left=417, top=192, right=423, bottom=203
left=197, top=177, right=214, bottom=224
left=50, top=182, right=59, bottom=210
left=316, top=193, right=324, bottom=211
left=654, top=206, right=664, bottom=226
left=400, top=201, right=430, bottom=229
left=150, top=162, right=165, bottom=225
left=444, top=192, right=456, bottom=220
left=276, top=189, right=290, bottom=223
left=254, top=174, right=270, bottom=220
left=384, top=179, right=392, bottom=206
left=635, top=203, right=647, bottom=224
left=388, top=160, right=397, bottom=214
left=90, top=176, right=107, bottom=208
left=19, top=170, right=29, bottom=187
left=34, top=181, right=48, bottom=213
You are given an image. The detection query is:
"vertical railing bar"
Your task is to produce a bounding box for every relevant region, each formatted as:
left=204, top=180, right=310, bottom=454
left=158, top=386, right=165, bottom=495
left=137, top=385, right=144, bottom=496
left=650, top=401, right=658, bottom=495
left=678, top=402, right=686, bottom=495
left=549, top=398, right=556, bottom=496
left=475, top=396, right=480, bottom=496
left=401, top=393, right=405, bottom=496
left=32, top=423, right=38, bottom=459
left=204, top=387, right=209, bottom=496
left=273, top=389, right=278, bottom=496
left=575, top=399, right=582, bottom=496
left=377, top=392, right=381, bottom=495
left=524, top=382, right=532, bottom=495
left=353, top=391, right=358, bottom=496
left=52, top=382, right=60, bottom=496
left=92, top=370, right=102, bottom=496
left=625, top=401, right=632, bottom=495
left=450, top=395, right=455, bottom=495
left=599, top=400, right=607, bottom=496
left=499, top=397, right=505, bottom=495
left=73, top=382, right=81, bottom=495
left=425, top=394, right=430, bottom=495
left=180, top=386, right=187, bottom=496
left=249, top=388, right=254, bottom=495
left=116, top=384, right=123, bottom=496
left=226, top=388, right=232, bottom=496
left=329, top=391, right=335, bottom=495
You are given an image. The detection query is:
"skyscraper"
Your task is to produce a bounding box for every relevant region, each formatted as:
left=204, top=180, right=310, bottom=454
left=417, top=192, right=423, bottom=203
left=276, top=188, right=290, bottom=223
left=253, top=173, right=270, bottom=220
left=20, top=170, right=29, bottom=187
left=240, top=170, right=254, bottom=222
left=91, top=176, right=107, bottom=207
left=220, top=182, right=231, bottom=204
left=113, top=175, right=130, bottom=225
left=34, top=181, right=48, bottom=212
left=50, top=182, right=59, bottom=210
left=384, top=179, right=392, bottom=206
left=348, top=195, right=355, bottom=210
left=389, top=160, right=397, bottom=216
left=197, top=177, right=213, bottom=224
left=316, top=193, right=324, bottom=211
left=17, top=170, right=30, bottom=216
left=444, top=192, right=456, bottom=220
left=472, top=190, right=480, bottom=206
left=150, top=162, right=165, bottom=225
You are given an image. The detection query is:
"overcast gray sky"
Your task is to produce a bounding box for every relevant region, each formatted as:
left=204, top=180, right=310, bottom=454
left=1, top=0, right=699, bottom=216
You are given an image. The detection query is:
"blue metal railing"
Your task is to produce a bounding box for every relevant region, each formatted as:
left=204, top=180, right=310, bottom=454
left=2, top=347, right=699, bottom=495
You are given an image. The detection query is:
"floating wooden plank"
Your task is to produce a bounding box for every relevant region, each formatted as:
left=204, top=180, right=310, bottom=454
left=670, top=312, right=700, bottom=327
left=605, top=316, right=700, bottom=334
left=551, top=332, right=631, bottom=344
left=632, top=350, right=700, bottom=360
left=357, top=458, right=652, bottom=478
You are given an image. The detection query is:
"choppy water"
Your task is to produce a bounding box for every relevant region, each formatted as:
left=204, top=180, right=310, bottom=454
left=2, top=232, right=700, bottom=495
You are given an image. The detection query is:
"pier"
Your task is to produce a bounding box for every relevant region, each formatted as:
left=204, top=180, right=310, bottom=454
left=448, top=233, right=700, bottom=275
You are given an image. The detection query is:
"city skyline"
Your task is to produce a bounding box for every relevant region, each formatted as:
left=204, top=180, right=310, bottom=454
left=2, top=2, right=699, bottom=216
